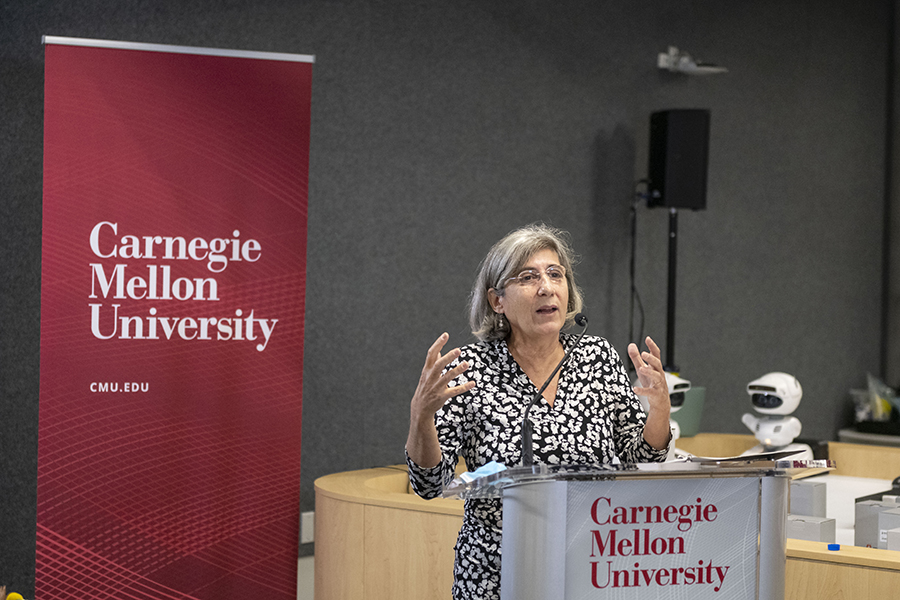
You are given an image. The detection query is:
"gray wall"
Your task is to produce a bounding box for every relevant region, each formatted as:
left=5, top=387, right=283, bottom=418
left=1, top=0, right=892, bottom=594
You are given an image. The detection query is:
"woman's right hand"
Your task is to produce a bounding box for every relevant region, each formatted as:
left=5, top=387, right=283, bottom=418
left=410, top=333, right=475, bottom=423
left=406, top=333, right=475, bottom=468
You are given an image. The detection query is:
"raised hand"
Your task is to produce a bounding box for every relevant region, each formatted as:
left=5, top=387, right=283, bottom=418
left=406, top=333, right=476, bottom=468
left=627, top=336, right=672, bottom=450
left=410, top=333, right=476, bottom=420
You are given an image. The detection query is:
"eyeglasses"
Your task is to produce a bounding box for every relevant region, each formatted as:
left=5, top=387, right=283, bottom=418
left=503, top=265, right=567, bottom=288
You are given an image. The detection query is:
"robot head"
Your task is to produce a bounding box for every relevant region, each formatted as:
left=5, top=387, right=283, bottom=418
left=666, top=373, right=691, bottom=413
left=747, top=372, right=802, bottom=415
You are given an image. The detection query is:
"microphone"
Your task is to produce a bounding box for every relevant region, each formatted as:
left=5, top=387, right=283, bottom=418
left=521, top=313, right=589, bottom=467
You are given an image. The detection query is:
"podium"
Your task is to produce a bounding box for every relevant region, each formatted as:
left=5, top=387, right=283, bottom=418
left=443, top=456, right=832, bottom=600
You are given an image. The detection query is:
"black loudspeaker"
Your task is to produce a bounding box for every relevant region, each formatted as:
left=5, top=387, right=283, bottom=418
left=647, top=109, right=710, bottom=210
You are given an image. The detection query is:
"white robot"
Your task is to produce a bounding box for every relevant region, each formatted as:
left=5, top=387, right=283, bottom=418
left=665, top=373, right=691, bottom=460
left=740, top=372, right=813, bottom=461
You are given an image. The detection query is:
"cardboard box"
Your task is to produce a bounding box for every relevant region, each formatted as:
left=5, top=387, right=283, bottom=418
left=886, top=527, right=900, bottom=551
left=787, top=514, right=836, bottom=543
left=878, top=508, right=900, bottom=549
left=790, top=479, right=826, bottom=518
left=855, top=500, right=895, bottom=548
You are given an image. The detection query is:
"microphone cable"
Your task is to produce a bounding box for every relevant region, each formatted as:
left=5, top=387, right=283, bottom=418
left=521, top=313, right=589, bottom=466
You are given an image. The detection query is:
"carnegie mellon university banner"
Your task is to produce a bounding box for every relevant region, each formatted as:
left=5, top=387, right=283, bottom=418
left=39, top=37, right=312, bottom=599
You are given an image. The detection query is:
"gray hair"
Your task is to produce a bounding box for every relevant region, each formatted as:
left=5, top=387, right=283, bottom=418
left=468, top=223, right=584, bottom=342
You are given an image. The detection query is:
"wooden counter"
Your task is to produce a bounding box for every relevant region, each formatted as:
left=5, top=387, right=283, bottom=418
left=314, top=466, right=462, bottom=600
left=314, top=434, right=900, bottom=600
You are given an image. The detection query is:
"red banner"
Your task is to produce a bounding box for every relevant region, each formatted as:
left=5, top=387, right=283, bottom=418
left=39, top=37, right=312, bottom=599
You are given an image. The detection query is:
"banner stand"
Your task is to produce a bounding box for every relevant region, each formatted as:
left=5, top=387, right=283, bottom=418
left=40, top=36, right=313, bottom=600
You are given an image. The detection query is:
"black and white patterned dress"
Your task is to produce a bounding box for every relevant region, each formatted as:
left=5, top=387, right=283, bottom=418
left=406, top=333, right=668, bottom=600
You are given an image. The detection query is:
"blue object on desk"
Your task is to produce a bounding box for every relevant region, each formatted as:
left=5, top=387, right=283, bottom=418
left=459, top=460, right=507, bottom=483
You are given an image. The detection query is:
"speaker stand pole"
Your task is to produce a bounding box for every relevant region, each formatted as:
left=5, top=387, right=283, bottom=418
left=665, top=207, right=678, bottom=373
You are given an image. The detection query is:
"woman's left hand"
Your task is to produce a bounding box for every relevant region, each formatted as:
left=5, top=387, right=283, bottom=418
left=628, top=337, right=668, bottom=410
left=627, top=336, right=672, bottom=449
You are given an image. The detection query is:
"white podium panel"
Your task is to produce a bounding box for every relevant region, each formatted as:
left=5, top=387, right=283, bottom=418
left=563, top=478, right=759, bottom=598
left=445, top=456, right=829, bottom=600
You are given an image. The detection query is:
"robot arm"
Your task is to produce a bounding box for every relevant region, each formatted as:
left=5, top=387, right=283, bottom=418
left=741, top=412, right=760, bottom=433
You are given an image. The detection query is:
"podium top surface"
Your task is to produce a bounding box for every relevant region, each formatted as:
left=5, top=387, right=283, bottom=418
left=442, top=455, right=834, bottom=500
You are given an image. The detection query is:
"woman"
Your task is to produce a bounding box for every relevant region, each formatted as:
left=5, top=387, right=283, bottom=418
left=405, top=223, right=671, bottom=600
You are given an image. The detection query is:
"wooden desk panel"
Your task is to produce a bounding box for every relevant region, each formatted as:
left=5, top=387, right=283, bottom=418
left=827, top=441, right=900, bottom=480
left=315, top=467, right=461, bottom=600
left=786, top=539, right=900, bottom=598
left=364, top=504, right=459, bottom=598
left=315, top=493, right=366, bottom=600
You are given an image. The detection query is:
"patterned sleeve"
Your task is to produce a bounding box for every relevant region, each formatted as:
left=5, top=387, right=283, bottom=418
left=603, top=341, right=669, bottom=464
left=406, top=356, right=470, bottom=500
